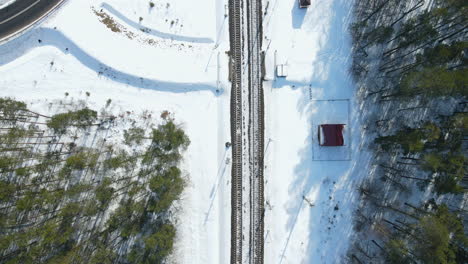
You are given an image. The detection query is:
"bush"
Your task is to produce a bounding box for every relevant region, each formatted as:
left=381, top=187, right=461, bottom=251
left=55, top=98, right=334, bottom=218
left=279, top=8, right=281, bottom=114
left=0, top=156, right=15, bottom=173
left=152, top=121, right=190, bottom=152
left=413, top=205, right=468, bottom=263
left=0, top=181, right=15, bottom=202
left=64, top=150, right=99, bottom=171
left=0, top=127, right=31, bottom=145
left=124, top=128, right=145, bottom=145
left=47, top=108, right=97, bottom=134
left=143, top=120, right=190, bottom=164
left=89, top=247, right=116, bottom=264
left=423, top=154, right=466, bottom=194
left=95, top=178, right=114, bottom=208
left=0, top=98, right=26, bottom=121
left=144, top=224, right=176, bottom=259
left=375, top=123, right=440, bottom=154
left=106, top=199, right=144, bottom=237
left=400, top=68, right=468, bottom=97
left=148, top=166, right=184, bottom=212
left=128, top=224, right=176, bottom=264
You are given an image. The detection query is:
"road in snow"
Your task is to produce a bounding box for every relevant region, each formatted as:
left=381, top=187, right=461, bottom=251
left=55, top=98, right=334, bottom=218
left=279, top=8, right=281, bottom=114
left=0, top=0, right=64, bottom=41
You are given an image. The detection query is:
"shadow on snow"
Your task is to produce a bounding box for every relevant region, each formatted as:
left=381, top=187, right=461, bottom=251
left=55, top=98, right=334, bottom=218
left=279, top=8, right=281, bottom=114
left=0, top=28, right=218, bottom=94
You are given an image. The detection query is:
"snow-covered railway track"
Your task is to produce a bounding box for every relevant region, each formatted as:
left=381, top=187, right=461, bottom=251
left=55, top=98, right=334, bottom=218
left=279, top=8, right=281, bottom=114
left=246, top=0, right=264, bottom=262
left=229, top=0, right=245, bottom=262
left=229, top=0, right=264, bottom=262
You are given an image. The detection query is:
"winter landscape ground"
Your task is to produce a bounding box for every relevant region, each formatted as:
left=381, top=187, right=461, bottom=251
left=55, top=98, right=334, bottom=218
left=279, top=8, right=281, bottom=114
left=1, top=0, right=466, bottom=263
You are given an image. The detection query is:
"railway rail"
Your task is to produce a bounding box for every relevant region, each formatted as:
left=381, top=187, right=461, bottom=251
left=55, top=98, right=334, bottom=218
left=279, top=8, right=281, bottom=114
left=229, top=0, right=244, bottom=262
left=229, top=0, right=264, bottom=262
left=246, top=0, right=264, bottom=262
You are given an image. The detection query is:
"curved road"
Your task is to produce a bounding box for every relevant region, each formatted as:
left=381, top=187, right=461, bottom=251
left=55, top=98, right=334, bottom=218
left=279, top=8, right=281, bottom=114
left=0, top=0, right=63, bottom=40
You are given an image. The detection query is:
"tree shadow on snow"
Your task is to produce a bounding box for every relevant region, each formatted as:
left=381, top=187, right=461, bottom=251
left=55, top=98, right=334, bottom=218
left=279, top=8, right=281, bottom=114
left=204, top=148, right=229, bottom=225
left=0, top=28, right=218, bottom=94
left=272, top=77, right=309, bottom=90
left=291, top=1, right=307, bottom=29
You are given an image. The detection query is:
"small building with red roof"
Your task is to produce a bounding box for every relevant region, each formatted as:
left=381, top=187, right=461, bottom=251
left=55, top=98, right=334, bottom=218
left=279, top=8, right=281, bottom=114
left=318, top=124, right=345, bottom=147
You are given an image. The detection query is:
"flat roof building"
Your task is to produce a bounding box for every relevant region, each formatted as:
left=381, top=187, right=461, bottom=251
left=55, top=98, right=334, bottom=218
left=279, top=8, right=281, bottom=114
left=318, top=124, right=345, bottom=146
left=299, top=0, right=311, bottom=8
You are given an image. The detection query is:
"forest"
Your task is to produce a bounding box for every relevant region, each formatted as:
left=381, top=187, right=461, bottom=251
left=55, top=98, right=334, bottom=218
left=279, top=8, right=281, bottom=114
left=348, top=0, right=467, bottom=263
left=0, top=97, right=189, bottom=263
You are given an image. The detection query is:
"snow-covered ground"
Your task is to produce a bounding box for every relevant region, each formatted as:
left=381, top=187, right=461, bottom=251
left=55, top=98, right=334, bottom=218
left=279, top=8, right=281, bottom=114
left=263, top=0, right=369, bottom=263
left=0, top=0, right=231, bottom=263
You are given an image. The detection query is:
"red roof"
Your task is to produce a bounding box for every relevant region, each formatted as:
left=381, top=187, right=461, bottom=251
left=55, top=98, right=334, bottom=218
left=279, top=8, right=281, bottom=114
left=318, top=124, right=345, bottom=146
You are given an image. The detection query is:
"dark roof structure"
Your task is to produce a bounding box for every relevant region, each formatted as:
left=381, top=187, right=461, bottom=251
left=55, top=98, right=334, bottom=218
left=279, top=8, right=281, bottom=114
left=318, top=124, right=345, bottom=146
left=299, top=0, right=311, bottom=8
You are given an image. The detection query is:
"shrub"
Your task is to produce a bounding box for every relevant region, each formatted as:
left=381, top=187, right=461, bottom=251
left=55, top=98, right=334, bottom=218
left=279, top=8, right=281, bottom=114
left=95, top=178, right=114, bottom=207
left=142, top=120, right=189, bottom=165
left=128, top=224, right=176, bottom=263
left=148, top=166, right=184, bottom=212
left=0, top=98, right=27, bottom=121
left=145, top=224, right=176, bottom=258
left=64, top=150, right=99, bottom=171
left=47, top=108, right=97, bottom=134
left=0, top=156, right=14, bottom=173
left=400, top=68, right=468, bottom=97
left=124, top=128, right=145, bottom=145
left=0, top=181, right=15, bottom=202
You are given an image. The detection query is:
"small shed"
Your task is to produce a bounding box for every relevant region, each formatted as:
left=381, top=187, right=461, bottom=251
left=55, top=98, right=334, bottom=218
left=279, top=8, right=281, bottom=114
left=299, top=0, right=311, bottom=8
left=318, top=124, right=345, bottom=146
left=276, top=64, right=288, bottom=77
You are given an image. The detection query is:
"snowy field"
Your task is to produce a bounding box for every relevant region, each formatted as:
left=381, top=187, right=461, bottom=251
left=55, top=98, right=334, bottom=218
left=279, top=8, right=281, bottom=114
left=263, top=0, right=369, bottom=263
left=0, top=0, right=231, bottom=263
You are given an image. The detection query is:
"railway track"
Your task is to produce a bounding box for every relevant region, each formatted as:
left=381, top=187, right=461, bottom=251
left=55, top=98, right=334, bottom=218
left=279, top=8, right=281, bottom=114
left=229, top=0, right=264, bottom=262
left=229, top=0, right=244, bottom=262
left=246, top=0, right=264, bottom=262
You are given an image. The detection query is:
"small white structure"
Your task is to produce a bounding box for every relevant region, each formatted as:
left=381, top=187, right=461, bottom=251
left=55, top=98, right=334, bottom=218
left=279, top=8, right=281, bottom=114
left=276, top=64, right=288, bottom=77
